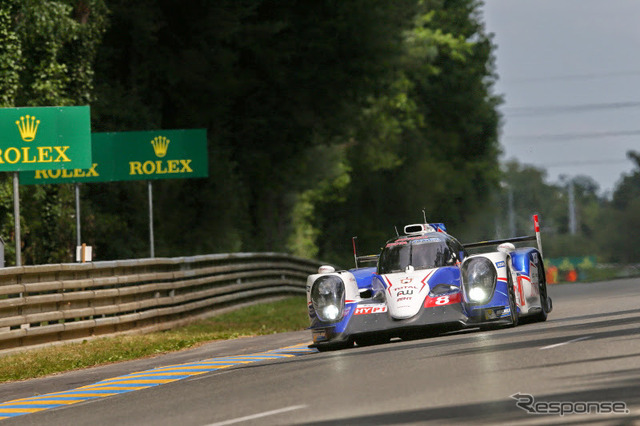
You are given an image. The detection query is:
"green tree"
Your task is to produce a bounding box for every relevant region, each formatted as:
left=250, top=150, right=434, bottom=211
left=500, top=161, right=559, bottom=236
left=0, top=0, right=107, bottom=265
left=9, top=0, right=508, bottom=264
left=495, top=160, right=609, bottom=259
left=89, top=0, right=417, bottom=259
left=597, top=151, right=640, bottom=262
left=0, top=0, right=22, bottom=263
left=0, top=1, right=21, bottom=108
left=310, top=0, right=502, bottom=266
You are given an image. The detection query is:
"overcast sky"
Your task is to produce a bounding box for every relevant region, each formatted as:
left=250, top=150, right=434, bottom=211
left=481, top=0, right=640, bottom=195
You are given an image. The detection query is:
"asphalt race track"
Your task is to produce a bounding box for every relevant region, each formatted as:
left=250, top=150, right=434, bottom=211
left=1, top=278, right=640, bottom=425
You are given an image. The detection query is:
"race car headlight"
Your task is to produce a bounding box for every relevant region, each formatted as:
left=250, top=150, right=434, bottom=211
left=311, top=275, right=345, bottom=323
left=462, top=258, right=497, bottom=304
left=468, top=287, right=486, bottom=302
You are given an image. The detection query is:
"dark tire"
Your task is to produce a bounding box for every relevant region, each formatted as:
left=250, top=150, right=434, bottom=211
left=355, top=333, right=389, bottom=347
left=506, top=264, right=519, bottom=327
left=315, top=340, right=353, bottom=352
left=479, top=323, right=498, bottom=332
left=533, top=256, right=549, bottom=322
left=399, top=329, right=423, bottom=341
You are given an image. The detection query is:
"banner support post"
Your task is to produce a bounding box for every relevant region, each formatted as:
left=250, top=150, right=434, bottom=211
left=13, top=172, right=21, bottom=266
left=148, top=180, right=155, bottom=258
left=75, top=183, right=81, bottom=246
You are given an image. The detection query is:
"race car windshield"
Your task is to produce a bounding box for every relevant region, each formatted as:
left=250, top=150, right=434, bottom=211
left=378, top=239, right=451, bottom=274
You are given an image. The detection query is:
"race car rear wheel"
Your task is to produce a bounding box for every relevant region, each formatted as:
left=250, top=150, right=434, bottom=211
left=533, top=256, right=549, bottom=322
left=506, top=264, right=519, bottom=327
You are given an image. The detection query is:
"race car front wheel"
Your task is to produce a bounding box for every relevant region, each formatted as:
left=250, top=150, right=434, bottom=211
left=315, top=339, right=354, bottom=352
left=355, top=333, right=389, bottom=347
left=486, top=265, right=518, bottom=330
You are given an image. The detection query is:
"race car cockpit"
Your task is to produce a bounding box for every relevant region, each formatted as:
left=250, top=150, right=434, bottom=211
left=377, top=234, right=465, bottom=274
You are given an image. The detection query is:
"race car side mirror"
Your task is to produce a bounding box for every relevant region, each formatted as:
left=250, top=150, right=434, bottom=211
left=498, top=243, right=515, bottom=253
left=318, top=265, right=336, bottom=274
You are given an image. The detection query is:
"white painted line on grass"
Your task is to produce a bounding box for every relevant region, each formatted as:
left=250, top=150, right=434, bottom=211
left=540, top=336, right=591, bottom=350
left=205, top=405, right=307, bottom=426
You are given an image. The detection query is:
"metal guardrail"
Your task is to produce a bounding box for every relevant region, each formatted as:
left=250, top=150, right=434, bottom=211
left=0, top=253, right=321, bottom=351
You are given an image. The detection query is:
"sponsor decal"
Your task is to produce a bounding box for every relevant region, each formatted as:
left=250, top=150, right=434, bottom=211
left=151, top=136, right=169, bottom=157
left=412, top=237, right=441, bottom=245
left=400, top=236, right=442, bottom=242
left=35, top=163, right=99, bottom=179
left=16, top=114, right=40, bottom=141
left=386, top=241, right=408, bottom=248
left=530, top=262, right=539, bottom=283
left=424, top=292, right=461, bottom=308
left=353, top=305, right=387, bottom=315
left=384, top=276, right=393, bottom=295
left=522, top=273, right=538, bottom=299
left=21, top=128, right=207, bottom=183
left=129, top=136, right=193, bottom=175
left=496, top=261, right=506, bottom=268
left=400, top=277, right=413, bottom=284
left=483, top=308, right=507, bottom=320
left=517, top=276, right=530, bottom=305
left=391, top=282, right=422, bottom=304
left=387, top=236, right=442, bottom=247
left=0, top=106, right=93, bottom=172
left=129, top=159, right=193, bottom=175
left=420, top=270, right=435, bottom=292
left=5, top=115, right=74, bottom=166
left=312, top=330, right=327, bottom=342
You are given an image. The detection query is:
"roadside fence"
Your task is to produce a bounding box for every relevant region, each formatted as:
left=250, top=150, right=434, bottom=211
left=0, top=253, right=320, bottom=352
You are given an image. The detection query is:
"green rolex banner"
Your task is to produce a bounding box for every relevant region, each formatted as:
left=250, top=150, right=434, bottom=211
left=0, top=106, right=91, bottom=171
left=20, top=129, right=208, bottom=184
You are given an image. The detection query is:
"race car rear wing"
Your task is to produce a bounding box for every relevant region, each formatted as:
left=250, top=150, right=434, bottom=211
left=352, top=236, right=380, bottom=269
left=463, top=215, right=544, bottom=258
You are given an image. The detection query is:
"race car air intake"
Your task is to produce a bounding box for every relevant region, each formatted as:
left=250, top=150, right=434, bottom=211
left=462, top=258, right=497, bottom=304
left=311, top=275, right=345, bottom=323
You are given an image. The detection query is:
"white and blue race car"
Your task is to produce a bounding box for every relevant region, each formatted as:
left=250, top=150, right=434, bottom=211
left=307, top=216, right=552, bottom=351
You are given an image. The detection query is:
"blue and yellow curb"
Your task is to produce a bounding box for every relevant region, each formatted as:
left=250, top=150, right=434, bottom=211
left=0, top=343, right=316, bottom=420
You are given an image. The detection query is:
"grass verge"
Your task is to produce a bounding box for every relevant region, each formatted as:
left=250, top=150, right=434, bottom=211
left=0, top=296, right=309, bottom=384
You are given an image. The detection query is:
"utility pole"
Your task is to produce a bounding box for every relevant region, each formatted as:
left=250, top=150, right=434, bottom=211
left=568, top=181, right=577, bottom=235
left=508, top=186, right=516, bottom=236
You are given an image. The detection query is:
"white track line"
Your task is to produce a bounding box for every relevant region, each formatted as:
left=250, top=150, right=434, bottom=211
left=205, top=405, right=307, bottom=426
left=540, top=336, right=591, bottom=350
